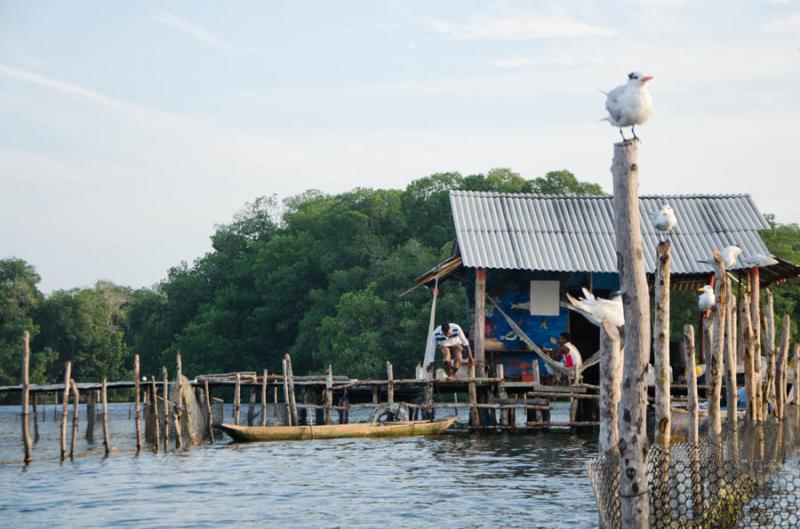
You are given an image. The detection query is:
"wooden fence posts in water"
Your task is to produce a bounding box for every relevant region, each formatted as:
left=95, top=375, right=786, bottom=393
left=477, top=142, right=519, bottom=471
left=102, top=378, right=110, bottom=457
left=611, top=139, right=651, bottom=529
left=234, top=373, right=241, bottom=426
left=261, top=369, right=268, bottom=427
left=599, top=320, right=622, bottom=456
left=325, top=365, right=333, bottom=425
left=150, top=377, right=160, bottom=452
left=204, top=379, right=215, bottom=443
left=134, top=354, right=142, bottom=454
left=708, top=251, right=727, bottom=436
left=70, top=379, right=79, bottom=460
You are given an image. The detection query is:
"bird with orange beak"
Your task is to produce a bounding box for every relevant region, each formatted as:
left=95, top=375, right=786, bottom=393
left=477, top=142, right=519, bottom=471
left=602, top=72, right=654, bottom=141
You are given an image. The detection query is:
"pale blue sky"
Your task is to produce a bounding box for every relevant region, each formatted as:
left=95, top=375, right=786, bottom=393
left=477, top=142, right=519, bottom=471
left=1, top=1, right=798, bottom=291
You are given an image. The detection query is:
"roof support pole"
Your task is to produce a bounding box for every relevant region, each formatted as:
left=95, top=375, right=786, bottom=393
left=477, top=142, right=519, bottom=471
left=474, top=268, right=486, bottom=376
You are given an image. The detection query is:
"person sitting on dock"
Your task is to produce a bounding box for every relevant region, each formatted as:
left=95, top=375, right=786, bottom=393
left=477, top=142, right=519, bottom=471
left=430, top=322, right=475, bottom=379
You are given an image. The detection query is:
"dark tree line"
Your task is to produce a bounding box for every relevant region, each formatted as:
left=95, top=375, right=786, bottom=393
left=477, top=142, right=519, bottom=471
left=1, top=168, right=797, bottom=387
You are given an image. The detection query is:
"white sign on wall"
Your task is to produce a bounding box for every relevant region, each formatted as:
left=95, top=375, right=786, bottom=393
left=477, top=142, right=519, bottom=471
left=529, top=280, right=560, bottom=316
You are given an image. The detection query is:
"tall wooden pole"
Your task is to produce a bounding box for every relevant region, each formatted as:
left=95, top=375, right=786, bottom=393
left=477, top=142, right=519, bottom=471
left=724, top=277, right=738, bottom=431
left=134, top=354, right=142, bottom=453
left=474, top=268, right=487, bottom=375
left=795, top=344, right=800, bottom=407
left=174, top=353, right=183, bottom=449
left=750, top=268, right=763, bottom=421
left=708, top=251, right=727, bottom=436
left=764, top=290, right=776, bottom=419
left=285, top=354, right=299, bottom=426
left=611, top=140, right=650, bottom=529
left=261, top=369, right=268, bottom=427
left=60, top=360, right=72, bottom=462
left=325, top=365, right=333, bottom=425
left=683, top=324, right=702, bottom=517
left=742, top=292, right=757, bottom=421
left=150, top=378, right=160, bottom=451
left=162, top=367, right=170, bottom=445
left=101, top=378, right=110, bottom=457
left=776, top=314, right=790, bottom=420
left=234, top=373, right=241, bottom=425
left=70, top=379, right=79, bottom=460
left=21, top=331, right=32, bottom=465
left=282, top=358, right=292, bottom=426
left=654, top=240, right=671, bottom=445
left=599, top=319, right=622, bottom=456
left=386, top=362, right=394, bottom=404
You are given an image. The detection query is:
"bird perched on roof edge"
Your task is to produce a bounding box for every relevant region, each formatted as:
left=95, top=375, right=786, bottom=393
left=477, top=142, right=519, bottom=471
left=601, top=72, right=654, bottom=141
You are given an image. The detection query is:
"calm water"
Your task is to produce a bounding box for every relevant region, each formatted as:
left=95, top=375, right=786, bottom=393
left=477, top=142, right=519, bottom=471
left=0, top=403, right=599, bottom=529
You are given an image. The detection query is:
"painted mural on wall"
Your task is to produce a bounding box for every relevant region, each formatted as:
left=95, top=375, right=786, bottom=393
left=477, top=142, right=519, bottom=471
left=484, top=283, right=569, bottom=352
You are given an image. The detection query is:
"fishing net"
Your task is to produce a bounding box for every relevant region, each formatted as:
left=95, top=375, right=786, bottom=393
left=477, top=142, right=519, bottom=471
left=588, top=412, right=800, bottom=528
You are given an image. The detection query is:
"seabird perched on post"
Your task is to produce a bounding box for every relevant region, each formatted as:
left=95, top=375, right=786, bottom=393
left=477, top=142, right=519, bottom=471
left=651, top=205, right=677, bottom=241
left=698, top=245, right=742, bottom=269
left=698, top=285, right=716, bottom=316
left=601, top=72, right=654, bottom=141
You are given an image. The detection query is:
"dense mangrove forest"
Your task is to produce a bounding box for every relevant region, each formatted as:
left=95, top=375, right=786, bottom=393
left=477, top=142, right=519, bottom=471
left=2, top=169, right=798, bottom=389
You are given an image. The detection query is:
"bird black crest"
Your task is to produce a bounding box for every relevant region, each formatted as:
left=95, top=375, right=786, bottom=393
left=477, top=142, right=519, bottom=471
left=628, top=72, right=636, bottom=80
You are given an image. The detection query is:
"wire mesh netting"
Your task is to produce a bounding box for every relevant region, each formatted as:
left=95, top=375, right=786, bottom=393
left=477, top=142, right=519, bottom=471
left=588, top=412, right=800, bottom=528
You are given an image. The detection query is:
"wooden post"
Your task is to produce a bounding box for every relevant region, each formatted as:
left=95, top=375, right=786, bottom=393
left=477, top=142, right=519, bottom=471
left=285, top=354, right=299, bottom=426
left=654, top=240, right=671, bottom=445
left=102, top=378, right=110, bottom=457
left=247, top=388, right=256, bottom=426
left=372, top=385, right=379, bottom=404
left=150, top=378, right=160, bottom=451
left=497, top=363, right=510, bottom=427
left=204, top=379, right=215, bottom=443
left=474, top=268, right=487, bottom=375
left=60, top=360, right=72, bottom=462
left=776, top=314, right=790, bottom=420
left=386, top=361, right=394, bottom=405
left=134, top=354, right=142, bottom=453
left=468, top=363, right=479, bottom=427
left=611, top=139, right=651, bottom=529
left=86, top=389, right=96, bottom=443
left=234, top=373, right=241, bottom=425
left=724, top=277, right=738, bottom=431
left=764, top=290, right=776, bottom=419
left=261, top=369, right=268, bottom=427
left=750, top=268, right=763, bottom=421
left=162, top=367, right=170, bottom=445
left=69, top=378, right=79, bottom=460
left=599, top=319, right=622, bottom=455
left=708, top=251, right=728, bottom=436
left=795, top=344, right=800, bottom=407
left=21, top=331, right=32, bottom=464
left=282, top=358, right=292, bottom=426
left=742, top=293, right=757, bottom=421
left=174, top=353, right=183, bottom=449
left=683, top=324, right=702, bottom=517
left=325, top=365, right=333, bottom=425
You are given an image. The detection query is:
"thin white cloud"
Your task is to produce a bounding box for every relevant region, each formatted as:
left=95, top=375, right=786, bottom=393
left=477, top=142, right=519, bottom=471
left=0, top=63, right=123, bottom=108
left=491, top=54, right=605, bottom=69
left=420, top=13, right=615, bottom=40
left=764, top=13, right=800, bottom=31
left=154, top=12, right=262, bottom=54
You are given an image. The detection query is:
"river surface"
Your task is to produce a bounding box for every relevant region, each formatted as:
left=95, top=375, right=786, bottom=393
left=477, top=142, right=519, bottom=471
left=0, top=403, right=600, bottom=528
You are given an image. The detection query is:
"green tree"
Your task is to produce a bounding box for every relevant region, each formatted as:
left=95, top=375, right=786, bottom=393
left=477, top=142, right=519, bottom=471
left=0, top=259, right=44, bottom=385
left=529, top=170, right=606, bottom=195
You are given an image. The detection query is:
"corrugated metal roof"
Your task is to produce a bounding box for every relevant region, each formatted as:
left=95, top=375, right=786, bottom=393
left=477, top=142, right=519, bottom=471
left=450, top=191, right=772, bottom=275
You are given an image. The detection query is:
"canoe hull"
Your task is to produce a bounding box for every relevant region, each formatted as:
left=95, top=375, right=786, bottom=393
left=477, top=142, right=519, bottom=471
left=220, top=416, right=458, bottom=443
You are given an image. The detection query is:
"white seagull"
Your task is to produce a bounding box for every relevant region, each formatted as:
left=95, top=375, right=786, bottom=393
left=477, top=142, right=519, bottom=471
left=699, top=245, right=742, bottom=269
left=563, top=288, right=624, bottom=328
left=739, top=253, right=779, bottom=268
left=651, top=205, right=677, bottom=233
left=697, top=285, right=716, bottom=312
left=602, top=72, right=654, bottom=141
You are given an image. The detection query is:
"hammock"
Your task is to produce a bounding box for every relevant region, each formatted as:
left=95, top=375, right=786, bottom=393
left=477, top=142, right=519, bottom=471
left=421, top=276, right=439, bottom=372
left=488, top=297, right=600, bottom=379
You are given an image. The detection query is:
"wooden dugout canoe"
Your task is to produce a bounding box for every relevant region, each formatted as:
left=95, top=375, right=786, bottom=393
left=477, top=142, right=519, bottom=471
left=220, top=416, right=458, bottom=443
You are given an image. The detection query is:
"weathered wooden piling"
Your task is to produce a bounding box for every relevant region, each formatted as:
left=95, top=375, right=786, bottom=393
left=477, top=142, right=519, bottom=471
left=70, top=378, right=79, bottom=460
left=654, top=240, right=671, bottom=445
left=174, top=353, right=183, bottom=449
left=102, top=378, right=110, bottom=457
left=795, top=344, right=800, bottom=407
left=162, top=367, right=170, bottom=445
left=386, top=362, right=394, bottom=405
left=286, top=354, right=299, bottom=426
left=86, top=389, right=96, bottom=442
left=60, top=360, right=72, bottom=461
left=611, top=139, right=650, bottom=529
left=325, top=365, right=333, bottom=425
left=21, top=330, right=32, bottom=464
left=683, top=324, right=702, bottom=517
left=776, top=315, right=791, bottom=420
left=204, top=379, right=215, bottom=442
left=282, top=358, right=292, bottom=426
left=750, top=268, right=763, bottom=421
left=468, top=363, right=479, bottom=427
left=724, top=277, right=738, bottom=431
left=708, top=251, right=727, bottom=436
left=150, top=378, right=160, bottom=452
left=261, top=369, right=268, bottom=427
left=764, top=290, right=776, bottom=419
left=134, top=354, right=142, bottom=453
left=234, top=373, right=241, bottom=425
left=497, top=363, right=510, bottom=427
left=599, top=320, right=622, bottom=456
left=742, top=293, right=757, bottom=421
